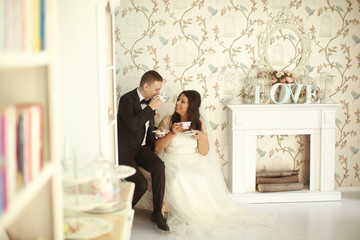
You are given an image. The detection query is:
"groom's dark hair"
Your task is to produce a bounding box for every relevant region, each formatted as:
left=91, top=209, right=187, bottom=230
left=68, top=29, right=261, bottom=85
left=139, top=70, right=163, bottom=88
left=171, top=90, right=202, bottom=131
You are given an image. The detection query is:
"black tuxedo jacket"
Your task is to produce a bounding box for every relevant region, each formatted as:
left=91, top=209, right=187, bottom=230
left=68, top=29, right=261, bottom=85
left=117, top=88, right=156, bottom=164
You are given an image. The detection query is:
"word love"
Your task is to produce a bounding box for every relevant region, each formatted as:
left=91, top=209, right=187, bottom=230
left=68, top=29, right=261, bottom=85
left=254, top=83, right=321, bottom=104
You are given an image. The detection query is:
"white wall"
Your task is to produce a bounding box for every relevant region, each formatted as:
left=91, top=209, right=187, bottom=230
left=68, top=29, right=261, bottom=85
left=58, top=2, right=101, bottom=169
left=114, top=0, right=360, bottom=188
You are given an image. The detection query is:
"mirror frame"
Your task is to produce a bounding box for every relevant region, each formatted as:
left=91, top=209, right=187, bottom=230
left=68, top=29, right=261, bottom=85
left=258, top=10, right=311, bottom=77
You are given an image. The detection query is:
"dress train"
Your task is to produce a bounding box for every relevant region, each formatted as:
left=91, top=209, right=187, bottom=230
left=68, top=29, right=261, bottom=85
left=157, top=132, right=273, bottom=237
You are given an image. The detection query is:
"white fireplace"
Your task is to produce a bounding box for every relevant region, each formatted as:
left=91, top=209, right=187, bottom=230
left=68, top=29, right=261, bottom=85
left=227, top=104, right=341, bottom=203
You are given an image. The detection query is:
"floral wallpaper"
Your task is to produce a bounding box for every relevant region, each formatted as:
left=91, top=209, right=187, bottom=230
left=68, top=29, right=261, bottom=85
left=115, top=0, right=360, bottom=189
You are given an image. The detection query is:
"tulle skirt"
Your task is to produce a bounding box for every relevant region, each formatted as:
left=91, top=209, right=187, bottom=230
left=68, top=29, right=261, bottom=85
left=158, top=150, right=274, bottom=237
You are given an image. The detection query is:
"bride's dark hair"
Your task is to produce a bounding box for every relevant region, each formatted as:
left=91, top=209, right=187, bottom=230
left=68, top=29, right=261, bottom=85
left=171, top=90, right=202, bottom=131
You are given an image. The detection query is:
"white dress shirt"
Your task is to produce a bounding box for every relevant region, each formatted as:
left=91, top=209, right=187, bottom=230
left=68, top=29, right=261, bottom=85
left=137, top=89, right=149, bottom=146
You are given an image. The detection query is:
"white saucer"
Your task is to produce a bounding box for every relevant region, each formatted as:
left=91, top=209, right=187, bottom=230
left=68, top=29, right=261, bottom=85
left=152, top=129, right=170, bottom=134
left=115, top=165, right=136, bottom=179
left=63, top=194, right=107, bottom=212
left=182, top=130, right=198, bottom=136
left=84, top=200, right=126, bottom=214
left=64, top=217, right=113, bottom=239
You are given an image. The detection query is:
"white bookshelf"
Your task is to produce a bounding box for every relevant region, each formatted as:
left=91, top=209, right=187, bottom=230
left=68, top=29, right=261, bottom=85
left=0, top=0, right=63, bottom=239
left=0, top=164, right=55, bottom=227
left=0, top=52, right=51, bottom=67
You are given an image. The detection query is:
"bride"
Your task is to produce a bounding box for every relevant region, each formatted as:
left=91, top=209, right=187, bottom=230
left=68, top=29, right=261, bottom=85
left=154, top=90, right=273, bottom=236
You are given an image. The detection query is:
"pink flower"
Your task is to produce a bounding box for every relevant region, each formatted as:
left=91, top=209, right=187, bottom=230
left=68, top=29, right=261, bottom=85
left=267, top=70, right=295, bottom=85
left=276, top=71, right=284, bottom=78
left=286, top=77, right=294, bottom=83
left=280, top=78, right=287, bottom=83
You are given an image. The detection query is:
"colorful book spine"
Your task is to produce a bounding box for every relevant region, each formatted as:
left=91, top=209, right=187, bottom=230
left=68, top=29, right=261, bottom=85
left=40, top=0, right=45, bottom=50
left=33, top=0, right=40, bottom=51
left=11, top=0, right=21, bottom=51
left=20, top=0, right=27, bottom=51
left=25, top=0, right=34, bottom=52
left=4, top=0, right=13, bottom=50
left=0, top=104, right=43, bottom=214
left=0, top=0, right=5, bottom=50
left=0, top=113, right=5, bottom=212
left=0, top=0, right=46, bottom=52
left=3, top=106, right=16, bottom=209
left=16, top=111, right=26, bottom=187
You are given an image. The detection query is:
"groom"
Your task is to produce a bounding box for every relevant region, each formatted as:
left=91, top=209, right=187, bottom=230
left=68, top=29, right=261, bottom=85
left=117, top=70, right=169, bottom=231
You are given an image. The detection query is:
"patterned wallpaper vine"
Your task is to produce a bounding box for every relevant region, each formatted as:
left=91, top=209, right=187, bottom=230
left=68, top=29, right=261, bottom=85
left=115, top=0, right=360, bottom=188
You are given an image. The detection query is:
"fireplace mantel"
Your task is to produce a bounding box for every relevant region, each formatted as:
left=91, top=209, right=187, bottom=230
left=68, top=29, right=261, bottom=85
left=227, top=103, right=341, bottom=203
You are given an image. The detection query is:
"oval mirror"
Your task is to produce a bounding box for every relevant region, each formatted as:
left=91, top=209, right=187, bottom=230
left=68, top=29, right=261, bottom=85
left=258, top=11, right=311, bottom=77
left=266, top=27, right=302, bottom=71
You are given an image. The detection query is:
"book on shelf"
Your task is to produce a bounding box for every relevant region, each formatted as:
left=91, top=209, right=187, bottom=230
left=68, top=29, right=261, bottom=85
left=0, top=0, right=45, bottom=52
left=0, top=114, right=5, bottom=213
left=0, top=104, right=43, bottom=214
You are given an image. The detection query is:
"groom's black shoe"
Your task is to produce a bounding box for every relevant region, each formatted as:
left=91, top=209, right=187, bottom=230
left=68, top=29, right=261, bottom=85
left=151, top=212, right=170, bottom=231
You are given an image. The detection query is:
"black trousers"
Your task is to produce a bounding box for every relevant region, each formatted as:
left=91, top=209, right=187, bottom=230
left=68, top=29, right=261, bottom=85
left=125, top=145, right=165, bottom=213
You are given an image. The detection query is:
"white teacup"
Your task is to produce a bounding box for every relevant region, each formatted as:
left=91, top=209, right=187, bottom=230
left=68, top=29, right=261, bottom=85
left=155, top=93, right=168, bottom=103
left=179, top=121, right=191, bottom=129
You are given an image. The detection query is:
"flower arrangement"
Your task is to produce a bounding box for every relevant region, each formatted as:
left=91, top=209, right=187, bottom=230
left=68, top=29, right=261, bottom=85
left=258, top=70, right=295, bottom=85
left=271, top=70, right=295, bottom=84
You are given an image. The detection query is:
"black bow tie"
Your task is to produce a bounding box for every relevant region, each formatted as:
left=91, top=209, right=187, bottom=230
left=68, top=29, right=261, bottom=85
left=140, top=99, right=151, bottom=105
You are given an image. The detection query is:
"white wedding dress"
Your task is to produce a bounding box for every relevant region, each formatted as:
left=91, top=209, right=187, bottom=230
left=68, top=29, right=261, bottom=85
left=157, top=116, right=273, bottom=236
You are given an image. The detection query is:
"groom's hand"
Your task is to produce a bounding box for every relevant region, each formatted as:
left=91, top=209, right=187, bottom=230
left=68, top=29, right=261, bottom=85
left=155, top=127, right=168, bottom=138
left=149, top=96, right=163, bottom=110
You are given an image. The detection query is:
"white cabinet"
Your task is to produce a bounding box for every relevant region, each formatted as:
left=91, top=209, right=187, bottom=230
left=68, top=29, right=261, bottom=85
left=58, top=0, right=119, bottom=168
left=0, top=0, right=63, bottom=239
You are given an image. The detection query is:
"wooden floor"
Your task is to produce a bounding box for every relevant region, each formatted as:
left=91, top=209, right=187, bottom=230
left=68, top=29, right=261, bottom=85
left=130, top=191, right=360, bottom=240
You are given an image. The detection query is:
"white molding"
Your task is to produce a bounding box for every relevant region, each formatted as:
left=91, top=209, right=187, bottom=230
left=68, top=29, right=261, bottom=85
left=109, top=0, right=120, bottom=12
left=229, top=190, right=341, bottom=204
left=227, top=103, right=341, bottom=203
left=338, top=187, right=360, bottom=192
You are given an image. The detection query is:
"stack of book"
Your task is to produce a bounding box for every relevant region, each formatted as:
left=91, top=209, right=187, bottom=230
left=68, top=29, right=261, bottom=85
left=0, top=0, right=46, bottom=52
left=256, top=170, right=304, bottom=192
left=0, top=104, right=43, bottom=214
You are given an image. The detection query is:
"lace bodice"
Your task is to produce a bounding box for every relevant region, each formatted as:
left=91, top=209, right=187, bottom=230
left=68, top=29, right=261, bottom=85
left=164, top=134, right=198, bottom=154
left=159, top=114, right=203, bottom=154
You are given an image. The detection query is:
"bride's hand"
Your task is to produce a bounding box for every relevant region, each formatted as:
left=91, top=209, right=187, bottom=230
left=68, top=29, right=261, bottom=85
left=191, top=130, right=205, bottom=140
left=171, top=123, right=183, bottom=134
